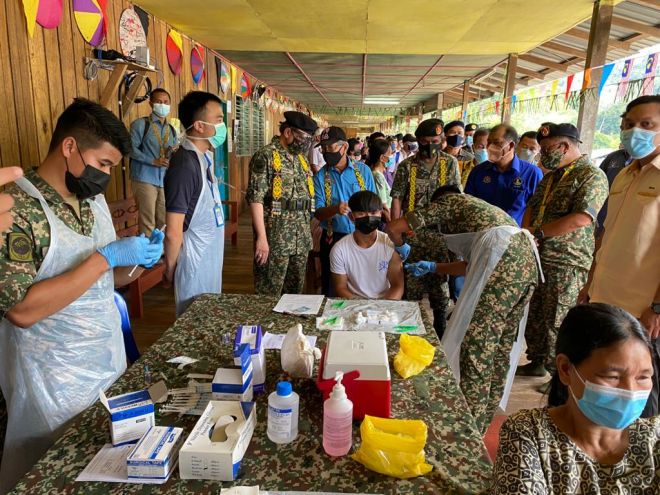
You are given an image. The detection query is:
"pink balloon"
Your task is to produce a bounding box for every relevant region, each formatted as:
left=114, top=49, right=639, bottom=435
left=37, top=0, right=63, bottom=29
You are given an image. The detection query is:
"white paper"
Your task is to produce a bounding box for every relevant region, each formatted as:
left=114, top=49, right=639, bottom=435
left=273, top=294, right=324, bottom=315
left=76, top=444, right=168, bottom=484
left=221, top=487, right=259, bottom=495
left=167, top=356, right=199, bottom=369
left=262, top=332, right=317, bottom=350
left=319, top=299, right=426, bottom=335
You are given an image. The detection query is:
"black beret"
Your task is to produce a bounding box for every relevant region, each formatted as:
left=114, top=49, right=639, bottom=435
left=415, top=118, right=444, bottom=138
left=537, top=123, right=582, bottom=143
left=444, top=120, right=465, bottom=132
left=281, top=111, right=318, bottom=135
left=465, top=123, right=478, bottom=132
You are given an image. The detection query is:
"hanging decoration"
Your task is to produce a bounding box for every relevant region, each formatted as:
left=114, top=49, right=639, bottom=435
left=166, top=29, right=183, bottom=75
left=21, top=0, right=39, bottom=37
left=36, top=0, right=63, bottom=29
left=97, top=0, right=108, bottom=40
left=230, top=65, right=238, bottom=96
left=133, top=5, right=149, bottom=37
left=642, top=53, right=658, bottom=96
left=598, top=63, right=615, bottom=96
left=190, top=44, right=206, bottom=84
left=119, top=8, right=147, bottom=58
left=216, top=58, right=230, bottom=96
left=616, top=59, right=634, bottom=100
left=564, top=74, right=575, bottom=101
left=581, top=68, right=592, bottom=91
left=73, top=0, right=105, bottom=46
left=239, top=73, right=251, bottom=98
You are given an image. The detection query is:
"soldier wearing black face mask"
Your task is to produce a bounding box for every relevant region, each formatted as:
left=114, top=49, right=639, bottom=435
left=390, top=119, right=461, bottom=337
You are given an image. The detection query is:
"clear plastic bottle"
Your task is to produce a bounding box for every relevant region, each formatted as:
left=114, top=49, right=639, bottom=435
left=323, top=372, right=353, bottom=456
left=267, top=381, right=299, bottom=444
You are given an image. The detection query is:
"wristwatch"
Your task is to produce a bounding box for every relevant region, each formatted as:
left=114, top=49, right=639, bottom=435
left=652, top=302, right=660, bottom=314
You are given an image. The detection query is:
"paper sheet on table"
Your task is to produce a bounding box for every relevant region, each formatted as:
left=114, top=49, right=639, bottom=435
left=319, top=299, right=426, bottom=335
left=221, top=487, right=259, bottom=494
left=167, top=356, right=199, bottom=369
left=262, top=332, right=317, bottom=350
left=264, top=492, right=383, bottom=494
left=76, top=444, right=168, bottom=484
left=273, top=294, right=324, bottom=315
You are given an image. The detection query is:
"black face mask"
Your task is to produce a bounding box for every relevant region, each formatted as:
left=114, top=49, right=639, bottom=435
left=288, top=133, right=314, bottom=155
left=354, top=215, right=381, bottom=234
left=65, top=151, right=111, bottom=200
left=418, top=142, right=442, bottom=159
left=322, top=150, right=344, bottom=167
left=445, top=135, right=463, bottom=147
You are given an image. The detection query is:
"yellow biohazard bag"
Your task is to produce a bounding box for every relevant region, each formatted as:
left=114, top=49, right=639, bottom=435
left=393, top=334, right=435, bottom=379
left=352, top=415, right=433, bottom=479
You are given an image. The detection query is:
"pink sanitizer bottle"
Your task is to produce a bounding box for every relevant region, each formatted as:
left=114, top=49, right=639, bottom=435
left=323, top=371, right=353, bottom=456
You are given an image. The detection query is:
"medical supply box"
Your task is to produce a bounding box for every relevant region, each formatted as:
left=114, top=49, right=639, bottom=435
left=213, top=344, right=254, bottom=401
left=317, top=331, right=391, bottom=419
left=100, top=389, right=155, bottom=446
left=179, top=401, right=257, bottom=481
left=126, top=426, right=184, bottom=482
left=234, top=325, right=266, bottom=393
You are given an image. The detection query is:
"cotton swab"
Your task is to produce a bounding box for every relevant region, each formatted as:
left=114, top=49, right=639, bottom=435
left=128, top=224, right=166, bottom=277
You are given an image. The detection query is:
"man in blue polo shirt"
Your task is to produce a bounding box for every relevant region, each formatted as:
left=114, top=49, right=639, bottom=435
left=465, top=123, right=543, bottom=226
left=314, top=126, right=376, bottom=296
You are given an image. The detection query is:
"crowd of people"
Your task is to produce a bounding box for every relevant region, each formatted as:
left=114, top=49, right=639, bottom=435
left=0, top=89, right=657, bottom=491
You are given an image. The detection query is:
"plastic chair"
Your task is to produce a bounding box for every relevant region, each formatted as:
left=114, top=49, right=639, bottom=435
left=113, top=291, right=141, bottom=364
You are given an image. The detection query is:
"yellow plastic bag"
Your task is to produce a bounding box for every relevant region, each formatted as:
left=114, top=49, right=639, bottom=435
left=393, top=334, right=435, bottom=379
left=352, top=415, right=433, bottom=479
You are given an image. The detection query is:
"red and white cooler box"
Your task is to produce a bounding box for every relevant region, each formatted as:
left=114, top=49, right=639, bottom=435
left=317, top=331, right=391, bottom=419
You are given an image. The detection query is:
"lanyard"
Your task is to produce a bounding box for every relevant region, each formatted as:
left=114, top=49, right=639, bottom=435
left=151, top=121, right=171, bottom=158
left=532, top=161, right=577, bottom=228
left=203, top=153, right=221, bottom=205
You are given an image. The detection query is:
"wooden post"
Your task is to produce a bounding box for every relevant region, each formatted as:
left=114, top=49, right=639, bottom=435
left=461, top=80, right=470, bottom=121
left=577, top=0, right=614, bottom=156
left=501, top=53, right=518, bottom=122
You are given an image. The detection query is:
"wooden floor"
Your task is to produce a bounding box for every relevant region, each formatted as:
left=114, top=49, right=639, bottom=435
left=132, top=210, right=547, bottom=416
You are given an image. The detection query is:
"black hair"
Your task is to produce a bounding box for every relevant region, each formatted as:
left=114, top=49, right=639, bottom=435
left=490, top=123, right=519, bottom=144
left=520, top=131, right=537, bottom=141
left=366, top=139, right=390, bottom=167
left=402, top=133, right=416, bottom=143
left=548, top=303, right=652, bottom=407
left=347, top=138, right=360, bottom=153
left=49, top=98, right=131, bottom=156
left=473, top=128, right=489, bottom=140
left=178, top=91, right=223, bottom=129
left=150, top=88, right=171, bottom=101
left=348, top=190, right=382, bottom=213
left=444, top=120, right=465, bottom=133
left=430, top=184, right=462, bottom=202
left=368, top=132, right=385, bottom=146
left=625, top=95, right=660, bottom=115
left=395, top=133, right=403, bottom=141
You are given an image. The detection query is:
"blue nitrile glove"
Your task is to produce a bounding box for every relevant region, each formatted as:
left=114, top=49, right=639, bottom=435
left=98, top=235, right=163, bottom=269
left=143, top=228, right=165, bottom=269
left=394, top=243, right=411, bottom=262
left=405, top=261, right=437, bottom=277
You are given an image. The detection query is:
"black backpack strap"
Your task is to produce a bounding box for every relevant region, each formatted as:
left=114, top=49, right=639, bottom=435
left=137, top=116, right=151, bottom=152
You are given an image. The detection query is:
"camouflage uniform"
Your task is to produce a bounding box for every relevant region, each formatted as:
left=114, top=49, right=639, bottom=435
left=456, top=147, right=477, bottom=189
left=246, top=137, right=313, bottom=295
left=390, top=151, right=460, bottom=332
left=11, top=294, right=494, bottom=495
left=524, top=155, right=608, bottom=371
left=407, top=194, right=539, bottom=433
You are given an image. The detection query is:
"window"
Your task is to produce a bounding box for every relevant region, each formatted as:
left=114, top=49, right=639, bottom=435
left=234, top=96, right=266, bottom=156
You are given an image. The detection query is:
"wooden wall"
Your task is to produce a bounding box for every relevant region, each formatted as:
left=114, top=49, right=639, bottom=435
left=0, top=0, right=287, bottom=210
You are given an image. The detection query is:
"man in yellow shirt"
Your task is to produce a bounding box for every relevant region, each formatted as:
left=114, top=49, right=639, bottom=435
left=579, top=95, right=660, bottom=416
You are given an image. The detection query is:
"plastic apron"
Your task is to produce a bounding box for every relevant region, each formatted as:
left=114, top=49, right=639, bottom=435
left=174, top=140, right=224, bottom=316
left=0, top=178, right=125, bottom=493
left=440, top=226, right=543, bottom=410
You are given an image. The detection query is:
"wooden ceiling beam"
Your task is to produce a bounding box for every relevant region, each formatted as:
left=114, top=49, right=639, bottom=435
left=540, top=41, right=586, bottom=59
left=611, top=16, right=660, bottom=39
left=564, top=27, right=631, bottom=51
left=519, top=54, right=569, bottom=72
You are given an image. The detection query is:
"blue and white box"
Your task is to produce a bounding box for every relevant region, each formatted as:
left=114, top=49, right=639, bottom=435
left=179, top=401, right=256, bottom=481
left=233, top=325, right=266, bottom=393
left=213, top=344, right=253, bottom=401
left=127, top=426, right=184, bottom=482
left=100, top=389, right=155, bottom=446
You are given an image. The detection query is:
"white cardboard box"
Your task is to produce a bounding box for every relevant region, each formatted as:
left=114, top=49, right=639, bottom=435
left=213, top=344, right=254, bottom=401
left=179, top=401, right=256, bottom=481
left=234, top=325, right=266, bottom=394
left=126, top=426, right=184, bottom=481
left=100, top=389, right=155, bottom=446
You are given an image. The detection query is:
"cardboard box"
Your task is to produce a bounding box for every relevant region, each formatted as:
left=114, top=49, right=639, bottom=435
left=234, top=325, right=266, bottom=394
left=100, top=389, right=155, bottom=446
left=127, top=426, right=184, bottom=482
left=179, top=401, right=256, bottom=481
left=213, top=344, right=254, bottom=401
left=317, top=331, right=391, bottom=419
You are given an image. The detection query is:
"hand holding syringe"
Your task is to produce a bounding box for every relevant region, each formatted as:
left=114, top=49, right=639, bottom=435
left=128, top=225, right=166, bottom=278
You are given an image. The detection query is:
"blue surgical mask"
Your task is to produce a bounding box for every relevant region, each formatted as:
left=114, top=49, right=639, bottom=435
left=474, top=149, right=488, bottom=164
left=620, top=127, right=658, bottom=159
left=465, top=135, right=474, bottom=147
left=570, top=367, right=651, bottom=430
left=517, top=148, right=537, bottom=163
left=188, top=121, right=227, bottom=149
left=153, top=103, right=170, bottom=118
left=386, top=155, right=396, bottom=169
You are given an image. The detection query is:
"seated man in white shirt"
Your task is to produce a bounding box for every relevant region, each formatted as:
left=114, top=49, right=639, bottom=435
left=330, top=191, right=404, bottom=300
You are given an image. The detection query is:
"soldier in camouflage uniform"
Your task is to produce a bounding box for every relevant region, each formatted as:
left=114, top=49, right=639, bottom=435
left=247, top=111, right=318, bottom=295
left=387, top=186, right=539, bottom=433
left=390, top=118, right=461, bottom=337
left=519, top=123, right=608, bottom=383
left=444, top=120, right=477, bottom=188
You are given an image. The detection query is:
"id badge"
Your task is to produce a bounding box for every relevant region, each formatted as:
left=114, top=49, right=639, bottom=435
left=214, top=204, right=224, bottom=227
